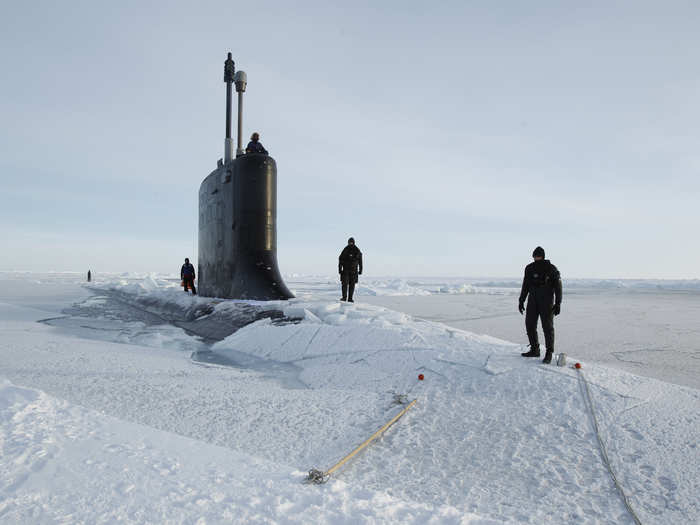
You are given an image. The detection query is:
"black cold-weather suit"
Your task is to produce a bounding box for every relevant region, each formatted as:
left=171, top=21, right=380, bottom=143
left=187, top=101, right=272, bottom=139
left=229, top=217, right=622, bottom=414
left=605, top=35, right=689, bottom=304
left=181, top=262, right=197, bottom=295
left=339, top=244, right=363, bottom=301
left=245, top=140, right=268, bottom=155
left=519, top=259, right=562, bottom=353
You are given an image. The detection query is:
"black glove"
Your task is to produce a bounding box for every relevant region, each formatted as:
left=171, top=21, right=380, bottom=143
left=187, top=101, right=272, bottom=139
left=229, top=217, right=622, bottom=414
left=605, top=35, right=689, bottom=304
left=518, top=302, right=525, bottom=315
left=552, top=304, right=561, bottom=316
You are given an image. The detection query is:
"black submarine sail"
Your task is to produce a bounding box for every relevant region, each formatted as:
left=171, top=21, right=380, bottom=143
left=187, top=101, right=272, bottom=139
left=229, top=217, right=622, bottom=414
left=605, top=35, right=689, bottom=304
left=198, top=52, right=294, bottom=300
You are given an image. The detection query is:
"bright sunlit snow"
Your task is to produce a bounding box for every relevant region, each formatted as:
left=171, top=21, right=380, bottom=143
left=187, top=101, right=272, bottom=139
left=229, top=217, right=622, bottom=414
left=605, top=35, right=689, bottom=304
left=1, top=273, right=698, bottom=524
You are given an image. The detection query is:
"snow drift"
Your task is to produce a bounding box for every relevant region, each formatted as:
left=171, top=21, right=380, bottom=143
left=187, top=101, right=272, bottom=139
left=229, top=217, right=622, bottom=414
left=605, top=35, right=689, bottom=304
left=0, top=274, right=698, bottom=524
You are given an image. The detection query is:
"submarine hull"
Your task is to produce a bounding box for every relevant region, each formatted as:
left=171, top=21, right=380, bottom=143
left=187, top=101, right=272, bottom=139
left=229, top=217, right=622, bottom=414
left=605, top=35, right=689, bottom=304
left=198, top=154, right=294, bottom=300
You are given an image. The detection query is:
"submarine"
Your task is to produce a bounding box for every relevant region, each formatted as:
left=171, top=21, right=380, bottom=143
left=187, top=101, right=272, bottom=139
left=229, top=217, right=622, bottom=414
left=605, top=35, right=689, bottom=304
left=197, top=53, right=294, bottom=300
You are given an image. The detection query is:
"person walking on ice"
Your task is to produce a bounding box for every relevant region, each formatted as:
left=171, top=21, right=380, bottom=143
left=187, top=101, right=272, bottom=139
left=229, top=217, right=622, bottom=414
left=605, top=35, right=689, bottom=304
left=338, top=237, right=362, bottom=302
left=519, top=246, right=562, bottom=364
left=181, top=258, right=197, bottom=295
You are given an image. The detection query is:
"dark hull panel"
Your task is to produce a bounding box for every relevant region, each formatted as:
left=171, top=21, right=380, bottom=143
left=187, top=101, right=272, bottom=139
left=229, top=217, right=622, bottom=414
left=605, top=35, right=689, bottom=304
left=198, top=154, right=294, bottom=300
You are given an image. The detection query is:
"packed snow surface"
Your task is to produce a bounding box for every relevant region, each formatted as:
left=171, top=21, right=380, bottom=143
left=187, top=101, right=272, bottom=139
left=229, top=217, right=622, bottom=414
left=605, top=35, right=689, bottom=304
left=0, top=273, right=698, bottom=524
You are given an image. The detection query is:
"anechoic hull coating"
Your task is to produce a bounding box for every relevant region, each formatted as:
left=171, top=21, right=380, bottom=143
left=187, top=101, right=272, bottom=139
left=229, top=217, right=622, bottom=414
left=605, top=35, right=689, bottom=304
left=198, top=154, right=294, bottom=300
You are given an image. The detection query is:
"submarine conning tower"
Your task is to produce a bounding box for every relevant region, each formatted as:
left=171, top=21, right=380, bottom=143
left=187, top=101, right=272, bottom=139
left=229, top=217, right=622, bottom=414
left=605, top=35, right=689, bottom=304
left=197, top=52, right=294, bottom=300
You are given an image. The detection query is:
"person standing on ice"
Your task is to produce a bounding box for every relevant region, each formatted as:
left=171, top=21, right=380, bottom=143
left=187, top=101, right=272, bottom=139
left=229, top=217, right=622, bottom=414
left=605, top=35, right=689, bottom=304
left=181, top=258, right=197, bottom=295
left=519, top=246, right=562, bottom=364
left=245, top=132, right=268, bottom=155
left=339, top=237, right=362, bottom=302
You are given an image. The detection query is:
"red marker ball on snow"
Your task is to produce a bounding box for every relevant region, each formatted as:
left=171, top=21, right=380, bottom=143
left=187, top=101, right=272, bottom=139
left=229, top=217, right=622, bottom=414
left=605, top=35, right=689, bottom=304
left=575, top=363, right=582, bottom=369
left=418, top=374, right=424, bottom=381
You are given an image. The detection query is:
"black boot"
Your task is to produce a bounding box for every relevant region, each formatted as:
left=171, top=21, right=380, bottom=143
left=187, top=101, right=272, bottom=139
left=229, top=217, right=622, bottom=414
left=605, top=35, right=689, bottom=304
left=542, top=351, right=553, bottom=364
left=521, top=347, right=540, bottom=357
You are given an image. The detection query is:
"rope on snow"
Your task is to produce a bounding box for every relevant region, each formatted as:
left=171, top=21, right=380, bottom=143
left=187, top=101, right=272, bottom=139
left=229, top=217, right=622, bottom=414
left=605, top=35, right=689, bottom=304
left=305, top=398, right=418, bottom=484
left=576, top=366, right=643, bottom=525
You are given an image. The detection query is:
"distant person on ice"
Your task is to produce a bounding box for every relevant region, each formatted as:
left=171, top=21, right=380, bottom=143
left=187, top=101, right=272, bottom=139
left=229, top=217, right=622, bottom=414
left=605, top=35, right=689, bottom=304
left=338, top=237, right=363, bottom=302
left=181, top=258, right=197, bottom=295
left=245, top=132, right=268, bottom=155
left=87, top=270, right=91, bottom=282
left=519, top=246, right=562, bottom=364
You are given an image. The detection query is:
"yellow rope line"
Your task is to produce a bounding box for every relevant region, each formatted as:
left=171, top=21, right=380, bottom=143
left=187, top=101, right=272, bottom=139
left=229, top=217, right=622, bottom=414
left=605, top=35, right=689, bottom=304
left=324, top=399, right=417, bottom=478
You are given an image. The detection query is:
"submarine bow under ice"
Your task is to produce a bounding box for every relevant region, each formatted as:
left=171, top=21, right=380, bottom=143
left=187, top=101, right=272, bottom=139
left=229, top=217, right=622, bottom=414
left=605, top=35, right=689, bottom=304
left=197, top=53, right=294, bottom=300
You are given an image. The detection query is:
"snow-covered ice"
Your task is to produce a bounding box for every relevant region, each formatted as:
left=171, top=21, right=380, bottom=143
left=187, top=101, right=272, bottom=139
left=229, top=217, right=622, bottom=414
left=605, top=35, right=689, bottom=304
left=1, top=272, right=698, bottom=523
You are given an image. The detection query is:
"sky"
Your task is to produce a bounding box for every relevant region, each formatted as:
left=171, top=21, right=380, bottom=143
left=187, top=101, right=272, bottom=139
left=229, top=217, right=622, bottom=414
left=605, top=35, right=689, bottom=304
left=1, top=0, right=699, bottom=279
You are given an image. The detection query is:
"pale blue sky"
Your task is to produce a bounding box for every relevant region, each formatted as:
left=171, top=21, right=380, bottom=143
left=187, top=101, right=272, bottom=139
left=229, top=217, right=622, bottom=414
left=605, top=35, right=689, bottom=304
left=2, top=1, right=699, bottom=278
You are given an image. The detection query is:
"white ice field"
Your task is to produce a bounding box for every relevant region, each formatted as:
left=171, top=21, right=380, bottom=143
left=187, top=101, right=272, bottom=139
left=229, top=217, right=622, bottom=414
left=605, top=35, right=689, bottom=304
left=1, top=272, right=698, bottom=524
